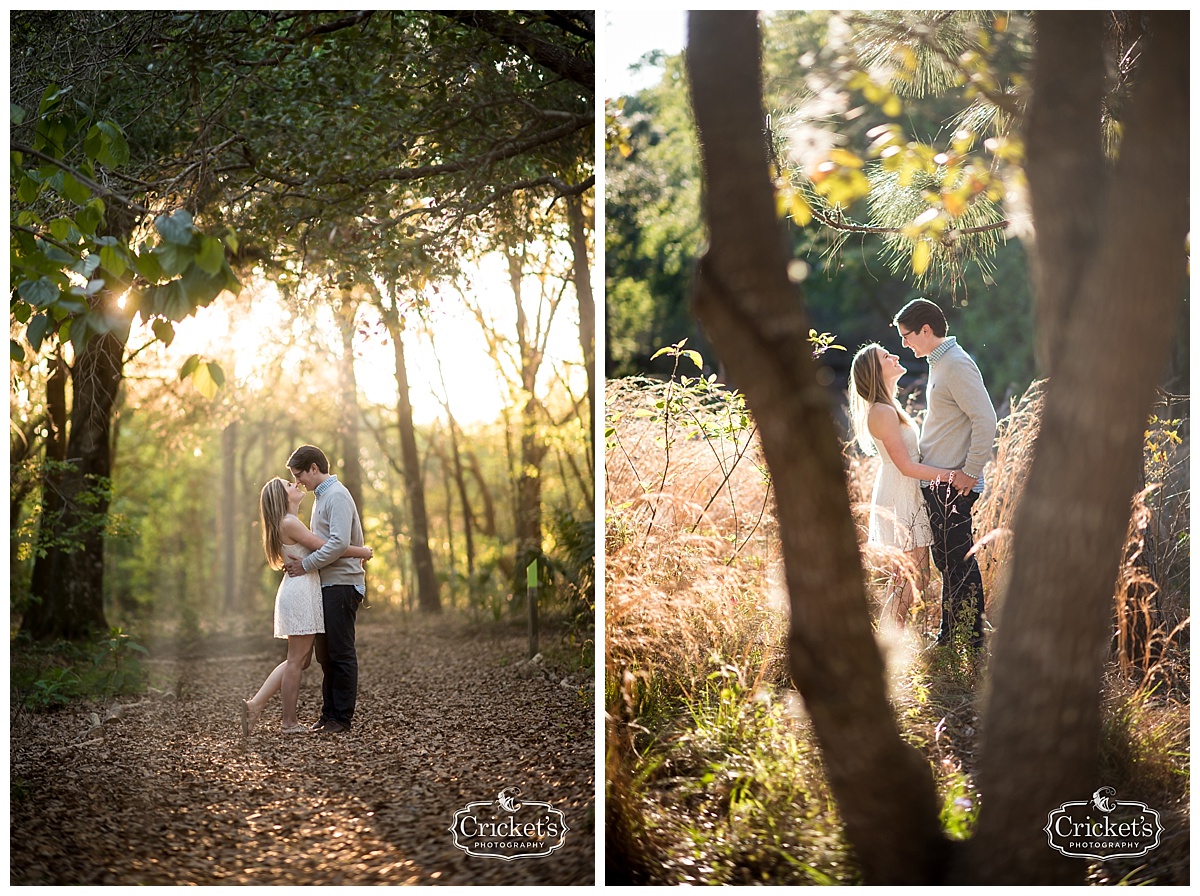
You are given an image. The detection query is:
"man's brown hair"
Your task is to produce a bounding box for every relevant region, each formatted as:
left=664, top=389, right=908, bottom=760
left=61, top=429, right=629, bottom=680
left=287, top=444, right=329, bottom=475
left=893, top=297, right=948, bottom=338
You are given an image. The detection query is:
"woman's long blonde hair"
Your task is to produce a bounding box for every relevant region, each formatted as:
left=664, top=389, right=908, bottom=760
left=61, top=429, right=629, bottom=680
left=259, top=478, right=290, bottom=570
left=848, top=342, right=908, bottom=456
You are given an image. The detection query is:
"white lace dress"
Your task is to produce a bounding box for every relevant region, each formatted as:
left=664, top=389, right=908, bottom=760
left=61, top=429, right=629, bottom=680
left=868, top=414, right=934, bottom=551
left=273, top=543, right=325, bottom=639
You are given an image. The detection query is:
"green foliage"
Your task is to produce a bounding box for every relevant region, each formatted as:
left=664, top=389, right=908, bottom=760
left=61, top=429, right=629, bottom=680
left=624, top=660, right=856, bottom=885
left=10, top=460, right=130, bottom=566
left=10, top=84, right=242, bottom=369
left=12, top=627, right=148, bottom=711
left=605, top=55, right=707, bottom=377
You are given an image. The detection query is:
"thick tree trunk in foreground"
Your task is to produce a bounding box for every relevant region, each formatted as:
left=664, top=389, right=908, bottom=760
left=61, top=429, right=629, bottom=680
left=23, top=326, right=126, bottom=640
left=961, top=12, right=1189, bottom=884
left=686, top=11, right=947, bottom=884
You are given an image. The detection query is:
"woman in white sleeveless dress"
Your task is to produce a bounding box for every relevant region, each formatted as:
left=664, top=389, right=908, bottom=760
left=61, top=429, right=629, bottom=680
left=241, top=478, right=373, bottom=735
left=849, top=344, right=955, bottom=625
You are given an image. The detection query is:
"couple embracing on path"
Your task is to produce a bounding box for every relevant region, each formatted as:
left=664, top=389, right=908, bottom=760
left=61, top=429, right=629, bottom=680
left=242, top=444, right=371, bottom=735
left=849, top=298, right=998, bottom=649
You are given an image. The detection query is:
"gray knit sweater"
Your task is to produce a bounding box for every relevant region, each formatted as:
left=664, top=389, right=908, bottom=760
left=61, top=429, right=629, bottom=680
left=300, top=476, right=366, bottom=590
left=919, top=337, right=997, bottom=486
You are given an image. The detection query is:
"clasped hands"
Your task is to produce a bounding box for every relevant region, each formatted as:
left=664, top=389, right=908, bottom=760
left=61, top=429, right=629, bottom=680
left=935, top=469, right=977, bottom=495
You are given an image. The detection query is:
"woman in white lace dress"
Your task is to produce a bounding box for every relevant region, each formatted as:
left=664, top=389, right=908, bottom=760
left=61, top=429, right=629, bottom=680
left=849, top=344, right=954, bottom=625
left=241, top=478, right=373, bottom=735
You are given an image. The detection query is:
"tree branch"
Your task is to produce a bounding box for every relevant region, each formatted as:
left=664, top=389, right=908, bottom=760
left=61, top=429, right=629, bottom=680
left=12, top=142, right=152, bottom=216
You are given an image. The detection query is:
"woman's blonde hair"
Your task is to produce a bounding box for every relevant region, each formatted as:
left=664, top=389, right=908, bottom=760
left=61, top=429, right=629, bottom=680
left=259, top=478, right=289, bottom=570
left=848, top=342, right=907, bottom=456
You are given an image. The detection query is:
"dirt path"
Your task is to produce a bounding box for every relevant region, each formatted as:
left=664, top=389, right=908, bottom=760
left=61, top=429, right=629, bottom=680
left=10, top=615, right=595, bottom=885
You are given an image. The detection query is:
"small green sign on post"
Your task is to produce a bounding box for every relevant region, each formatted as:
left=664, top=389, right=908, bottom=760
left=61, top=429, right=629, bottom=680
left=527, top=560, right=539, bottom=659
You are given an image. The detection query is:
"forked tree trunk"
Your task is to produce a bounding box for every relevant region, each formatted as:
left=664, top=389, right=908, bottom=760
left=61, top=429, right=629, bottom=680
left=961, top=11, right=1189, bottom=884
left=686, top=11, right=947, bottom=884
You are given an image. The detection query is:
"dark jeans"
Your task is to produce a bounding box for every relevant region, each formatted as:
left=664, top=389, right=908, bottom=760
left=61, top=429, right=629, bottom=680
left=922, top=484, right=985, bottom=649
left=315, top=584, right=362, bottom=726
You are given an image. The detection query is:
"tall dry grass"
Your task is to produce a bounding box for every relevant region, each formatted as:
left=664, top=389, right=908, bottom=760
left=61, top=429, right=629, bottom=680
left=606, top=377, right=787, bottom=714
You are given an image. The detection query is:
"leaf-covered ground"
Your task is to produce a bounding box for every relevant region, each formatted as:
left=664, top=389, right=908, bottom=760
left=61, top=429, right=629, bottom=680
left=11, top=614, right=595, bottom=885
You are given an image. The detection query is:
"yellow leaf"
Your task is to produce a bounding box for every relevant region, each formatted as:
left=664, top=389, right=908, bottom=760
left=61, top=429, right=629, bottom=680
left=943, top=190, right=968, bottom=217
left=827, top=148, right=864, bottom=168
left=883, top=95, right=902, bottom=117
left=788, top=192, right=813, bottom=226
left=912, top=240, right=932, bottom=276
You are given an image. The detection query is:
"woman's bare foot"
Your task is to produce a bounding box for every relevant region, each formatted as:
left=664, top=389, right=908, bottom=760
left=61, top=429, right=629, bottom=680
left=281, top=724, right=312, bottom=735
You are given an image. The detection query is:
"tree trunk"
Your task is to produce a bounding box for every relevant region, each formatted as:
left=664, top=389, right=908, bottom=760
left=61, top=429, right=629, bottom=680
left=24, top=352, right=69, bottom=615
left=1022, top=13, right=1107, bottom=378
left=507, top=250, right=549, bottom=589
left=467, top=450, right=498, bottom=537
left=962, top=12, right=1189, bottom=884
left=567, top=194, right=596, bottom=472
left=23, top=326, right=126, bottom=640
left=686, top=12, right=946, bottom=883
left=336, top=299, right=364, bottom=512
left=388, top=315, right=441, bottom=613
left=221, top=421, right=238, bottom=612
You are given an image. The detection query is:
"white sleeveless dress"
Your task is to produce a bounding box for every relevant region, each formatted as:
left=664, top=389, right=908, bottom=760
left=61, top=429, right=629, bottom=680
left=273, top=543, right=325, bottom=639
left=868, top=412, right=934, bottom=551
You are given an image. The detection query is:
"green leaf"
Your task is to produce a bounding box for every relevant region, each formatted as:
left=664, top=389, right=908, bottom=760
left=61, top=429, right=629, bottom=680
left=75, top=203, right=102, bottom=238
left=195, top=235, right=226, bottom=276
left=11, top=103, right=25, bottom=126
left=681, top=350, right=703, bottom=371
left=133, top=250, right=164, bottom=282
left=38, top=83, right=71, bottom=116
left=191, top=362, right=221, bottom=399
left=11, top=340, right=26, bottom=363
left=95, top=121, right=129, bottom=167
left=16, top=172, right=41, bottom=203
left=18, top=277, right=60, bottom=308
left=153, top=241, right=192, bottom=278
left=99, top=244, right=127, bottom=279
left=152, top=319, right=175, bottom=347
left=155, top=209, right=195, bottom=246
left=13, top=302, right=32, bottom=325
left=61, top=173, right=92, bottom=206
left=27, top=314, right=52, bottom=352
left=179, top=354, right=201, bottom=380
left=180, top=264, right=229, bottom=307
left=48, top=217, right=76, bottom=242
left=77, top=253, right=101, bottom=279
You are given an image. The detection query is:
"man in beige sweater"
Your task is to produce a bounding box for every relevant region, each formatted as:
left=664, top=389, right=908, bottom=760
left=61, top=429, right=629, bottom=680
left=894, top=299, right=997, bottom=649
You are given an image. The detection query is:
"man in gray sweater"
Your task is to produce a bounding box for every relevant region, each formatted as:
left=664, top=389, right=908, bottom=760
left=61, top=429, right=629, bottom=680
left=284, top=444, right=367, bottom=732
left=894, top=299, right=997, bottom=649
